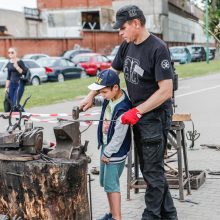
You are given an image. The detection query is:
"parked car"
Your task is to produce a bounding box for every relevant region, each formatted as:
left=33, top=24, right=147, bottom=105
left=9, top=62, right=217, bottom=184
left=61, top=49, right=93, bottom=61
left=37, top=57, right=86, bottom=82
left=186, top=45, right=206, bottom=62
left=0, top=60, right=8, bottom=86
left=208, top=47, right=216, bottom=60
left=23, top=59, right=48, bottom=86
left=0, top=59, right=47, bottom=86
left=169, top=46, right=191, bottom=64
left=72, top=53, right=111, bottom=76
left=107, top=45, right=120, bottom=62
left=22, top=53, right=50, bottom=61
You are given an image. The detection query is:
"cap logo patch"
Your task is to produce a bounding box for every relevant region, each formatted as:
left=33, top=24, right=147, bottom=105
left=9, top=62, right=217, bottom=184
left=96, top=77, right=102, bottom=84
left=128, top=8, right=137, bottom=17
left=161, top=60, right=170, bottom=69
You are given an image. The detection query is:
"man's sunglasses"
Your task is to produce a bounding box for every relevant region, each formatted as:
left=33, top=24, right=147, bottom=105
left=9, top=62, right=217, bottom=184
left=8, top=51, right=14, bottom=54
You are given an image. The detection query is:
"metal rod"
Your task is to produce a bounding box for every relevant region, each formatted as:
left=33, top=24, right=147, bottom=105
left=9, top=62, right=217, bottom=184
left=87, top=174, right=93, bottom=220
left=58, top=118, right=118, bottom=123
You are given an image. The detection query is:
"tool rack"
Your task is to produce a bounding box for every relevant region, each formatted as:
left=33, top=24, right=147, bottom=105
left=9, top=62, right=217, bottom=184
left=127, top=113, right=192, bottom=201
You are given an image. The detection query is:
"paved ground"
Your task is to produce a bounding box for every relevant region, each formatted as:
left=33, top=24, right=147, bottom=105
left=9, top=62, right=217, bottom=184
left=1, top=73, right=220, bottom=220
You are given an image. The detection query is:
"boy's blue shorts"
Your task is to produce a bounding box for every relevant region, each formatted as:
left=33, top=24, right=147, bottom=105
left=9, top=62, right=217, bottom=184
left=100, top=160, right=125, bottom=192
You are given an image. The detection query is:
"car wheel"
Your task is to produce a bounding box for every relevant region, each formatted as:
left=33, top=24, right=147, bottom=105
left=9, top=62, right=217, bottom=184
left=80, top=70, right=88, bottom=78
left=58, top=73, right=64, bottom=82
left=31, top=77, right=40, bottom=86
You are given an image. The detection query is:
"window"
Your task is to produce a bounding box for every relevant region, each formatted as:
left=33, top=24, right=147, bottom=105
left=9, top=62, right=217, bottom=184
left=82, top=11, right=100, bottom=30
left=73, top=56, right=90, bottom=63
left=23, top=60, right=40, bottom=68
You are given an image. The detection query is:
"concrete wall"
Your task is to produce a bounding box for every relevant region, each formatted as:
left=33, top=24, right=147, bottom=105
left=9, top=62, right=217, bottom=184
left=112, top=0, right=168, bottom=34
left=0, top=10, right=26, bottom=37
left=112, top=0, right=215, bottom=45
left=0, top=9, right=45, bottom=38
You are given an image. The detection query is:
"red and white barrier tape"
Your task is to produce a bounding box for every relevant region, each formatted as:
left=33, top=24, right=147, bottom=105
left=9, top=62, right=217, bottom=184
left=0, top=111, right=100, bottom=118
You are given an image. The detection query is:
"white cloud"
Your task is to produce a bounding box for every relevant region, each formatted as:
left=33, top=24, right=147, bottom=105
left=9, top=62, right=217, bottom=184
left=0, top=0, right=37, bottom=12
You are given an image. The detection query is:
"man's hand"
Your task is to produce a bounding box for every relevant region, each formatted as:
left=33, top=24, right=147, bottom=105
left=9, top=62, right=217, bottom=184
left=120, top=108, right=142, bottom=125
left=79, top=90, right=98, bottom=111
left=101, top=155, right=110, bottom=164
left=79, top=96, right=94, bottom=112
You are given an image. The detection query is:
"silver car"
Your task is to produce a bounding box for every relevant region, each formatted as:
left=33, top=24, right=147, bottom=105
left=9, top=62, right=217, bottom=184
left=22, top=53, right=50, bottom=61
left=0, top=59, right=48, bottom=86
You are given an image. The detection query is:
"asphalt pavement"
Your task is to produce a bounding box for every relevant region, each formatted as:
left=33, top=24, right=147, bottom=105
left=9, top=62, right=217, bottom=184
left=1, top=73, right=220, bottom=220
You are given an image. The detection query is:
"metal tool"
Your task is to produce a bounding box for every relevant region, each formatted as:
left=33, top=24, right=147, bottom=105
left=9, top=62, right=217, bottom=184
left=0, top=94, right=43, bottom=155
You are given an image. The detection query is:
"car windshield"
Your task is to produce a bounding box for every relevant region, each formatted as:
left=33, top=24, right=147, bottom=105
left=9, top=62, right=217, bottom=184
left=73, top=56, right=90, bottom=63
left=170, top=48, right=184, bottom=53
left=111, top=46, right=119, bottom=56
left=0, top=62, right=5, bottom=69
left=38, top=58, right=57, bottom=67
left=23, top=60, right=40, bottom=68
left=62, top=50, right=72, bottom=57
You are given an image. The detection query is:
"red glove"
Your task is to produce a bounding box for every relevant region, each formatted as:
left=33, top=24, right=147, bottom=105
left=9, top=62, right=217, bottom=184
left=120, top=108, right=142, bottom=125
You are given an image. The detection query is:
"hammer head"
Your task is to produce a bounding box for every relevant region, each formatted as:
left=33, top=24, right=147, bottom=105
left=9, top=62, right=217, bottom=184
left=72, top=106, right=81, bottom=120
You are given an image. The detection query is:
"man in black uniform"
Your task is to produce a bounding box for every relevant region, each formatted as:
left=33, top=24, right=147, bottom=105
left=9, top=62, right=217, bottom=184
left=80, top=4, right=178, bottom=220
left=112, top=5, right=178, bottom=220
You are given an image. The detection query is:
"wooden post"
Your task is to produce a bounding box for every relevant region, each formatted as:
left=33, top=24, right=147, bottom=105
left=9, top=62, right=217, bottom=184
left=0, top=157, right=90, bottom=220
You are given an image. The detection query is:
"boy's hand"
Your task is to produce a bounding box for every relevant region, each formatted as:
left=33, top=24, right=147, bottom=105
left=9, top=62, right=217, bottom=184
left=120, top=108, right=142, bottom=125
left=101, top=155, right=110, bottom=164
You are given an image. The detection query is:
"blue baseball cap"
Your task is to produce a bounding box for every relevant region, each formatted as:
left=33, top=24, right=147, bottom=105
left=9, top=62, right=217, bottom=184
left=88, top=69, right=120, bottom=91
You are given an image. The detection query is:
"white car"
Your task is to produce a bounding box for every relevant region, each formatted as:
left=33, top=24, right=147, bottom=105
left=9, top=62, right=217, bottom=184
left=22, top=53, right=49, bottom=61
left=0, top=59, right=48, bottom=86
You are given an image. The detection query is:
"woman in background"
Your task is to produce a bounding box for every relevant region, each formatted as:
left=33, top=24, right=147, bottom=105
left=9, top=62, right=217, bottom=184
left=5, top=47, right=28, bottom=111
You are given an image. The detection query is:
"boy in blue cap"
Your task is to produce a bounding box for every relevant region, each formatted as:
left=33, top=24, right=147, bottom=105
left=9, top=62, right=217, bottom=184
left=88, top=69, right=131, bottom=220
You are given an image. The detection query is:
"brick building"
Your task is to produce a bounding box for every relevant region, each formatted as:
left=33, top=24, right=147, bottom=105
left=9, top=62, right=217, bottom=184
left=0, top=0, right=215, bottom=57
left=36, top=0, right=214, bottom=44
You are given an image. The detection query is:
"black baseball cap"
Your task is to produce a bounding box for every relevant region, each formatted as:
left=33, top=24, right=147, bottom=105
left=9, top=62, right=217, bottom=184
left=113, top=5, right=145, bottom=29
left=88, top=69, right=120, bottom=91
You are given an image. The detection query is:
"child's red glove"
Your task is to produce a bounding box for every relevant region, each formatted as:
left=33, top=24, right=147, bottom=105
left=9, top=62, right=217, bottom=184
left=120, top=108, right=142, bottom=125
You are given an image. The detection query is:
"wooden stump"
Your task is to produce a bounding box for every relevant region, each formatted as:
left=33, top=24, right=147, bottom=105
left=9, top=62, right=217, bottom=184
left=0, top=157, right=90, bottom=220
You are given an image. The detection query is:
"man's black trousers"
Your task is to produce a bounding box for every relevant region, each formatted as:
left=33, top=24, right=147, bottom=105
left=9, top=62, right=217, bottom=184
left=133, top=109, right=177, bottom=220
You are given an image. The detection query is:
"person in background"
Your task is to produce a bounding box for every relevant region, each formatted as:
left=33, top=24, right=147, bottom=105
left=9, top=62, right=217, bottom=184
left=88, top=69, right=131, bottom=220
left=5, top=47, right=28, bottom=111
left=80, top=4, right=178, bottom=220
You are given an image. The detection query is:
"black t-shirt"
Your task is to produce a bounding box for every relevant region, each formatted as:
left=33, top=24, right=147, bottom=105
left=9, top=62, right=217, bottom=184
left=112, top=34, right=173, bottom=110
left=6, top=60, right=28, bottom=82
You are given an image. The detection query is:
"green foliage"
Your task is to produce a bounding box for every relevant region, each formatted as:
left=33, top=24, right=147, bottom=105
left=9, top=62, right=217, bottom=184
left=202, top=0, right=220, bottom=42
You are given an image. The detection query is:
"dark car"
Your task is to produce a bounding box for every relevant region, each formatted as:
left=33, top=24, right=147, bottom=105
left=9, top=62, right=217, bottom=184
left=72, top=53, right=111, bottom=76
left=37, top=57, right=86, bottom=82
left=61, top=49, right=93, bottom=61
left=208, top=47, right=216, bottom=60
left=186, top=45, right=206, bottom=62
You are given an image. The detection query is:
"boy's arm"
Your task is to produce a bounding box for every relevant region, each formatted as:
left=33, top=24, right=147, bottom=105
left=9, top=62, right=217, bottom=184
left=103, top=119, right=129, bottom=158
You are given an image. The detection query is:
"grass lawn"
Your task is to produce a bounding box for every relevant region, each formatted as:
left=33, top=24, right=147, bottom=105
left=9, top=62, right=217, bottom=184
left=0, top=59, right=219, bottom=112
left=175, top=59, right=220, bottom=78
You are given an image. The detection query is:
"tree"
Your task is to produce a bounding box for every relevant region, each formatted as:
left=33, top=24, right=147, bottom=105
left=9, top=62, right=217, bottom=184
left=202, top=0, right=220, bottom=42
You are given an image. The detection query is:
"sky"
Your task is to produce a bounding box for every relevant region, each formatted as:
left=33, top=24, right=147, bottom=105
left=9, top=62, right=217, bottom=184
left=0, top=0, right=37, bottom=12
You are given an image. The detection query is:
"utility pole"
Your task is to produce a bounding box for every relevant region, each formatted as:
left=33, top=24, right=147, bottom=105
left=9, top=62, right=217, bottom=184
left=205, top=0, right=209, bottom=64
